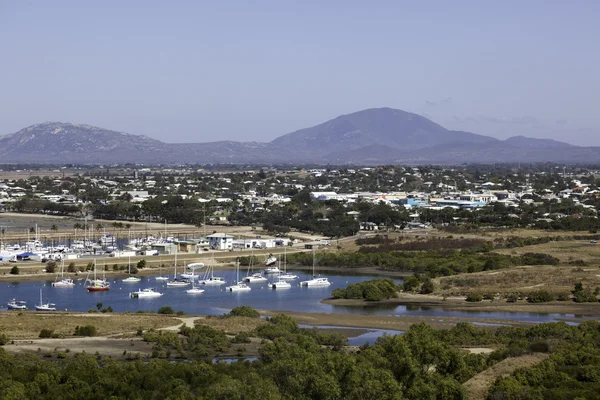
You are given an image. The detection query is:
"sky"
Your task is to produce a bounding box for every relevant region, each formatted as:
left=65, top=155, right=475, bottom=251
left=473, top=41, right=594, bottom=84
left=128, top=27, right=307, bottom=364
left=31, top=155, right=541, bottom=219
left=1, top=1, right=599, bottom=145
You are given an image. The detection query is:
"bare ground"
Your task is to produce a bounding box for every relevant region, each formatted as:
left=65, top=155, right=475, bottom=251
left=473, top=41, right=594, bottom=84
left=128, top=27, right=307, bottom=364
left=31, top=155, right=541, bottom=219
left=463, top=353, right=549, bottom=400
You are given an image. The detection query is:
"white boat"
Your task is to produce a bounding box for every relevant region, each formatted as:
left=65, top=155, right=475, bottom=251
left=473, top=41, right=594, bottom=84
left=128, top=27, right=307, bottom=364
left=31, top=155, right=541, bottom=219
left=300, top=249, right=331, bottom=287
left=199, top=254, right=226, bottom=285
left=187, top=262, right=205, bottom=270
left=35, top=289, right=57, bottom=311
left=130, top=288, right=163, bottom=298
left=278, top=248, right=298, bottom=280
left=155, top=264, right=169, bottom=281
left=166, top=250, right=190, bottom=287
left=52, top=260, right=75, bottom=287
left=244, top=272, right=267, bottom=283
left=7, top=299, right=27, bottom=310
left=265, top=254, right=277, bottom=267
left=271, top=279, right=291, bottom=289
left=122, top=257, right=141, bottom=283
left=226, top=260, right=251, bottom=292
left=186, top=269, right=205, bottom=294
left=264, top=265, right=281, bottom=274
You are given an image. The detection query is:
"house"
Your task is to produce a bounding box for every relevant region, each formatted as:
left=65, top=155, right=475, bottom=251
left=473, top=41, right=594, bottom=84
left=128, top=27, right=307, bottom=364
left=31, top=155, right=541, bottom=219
left=207, top=233, right=234, bottom=250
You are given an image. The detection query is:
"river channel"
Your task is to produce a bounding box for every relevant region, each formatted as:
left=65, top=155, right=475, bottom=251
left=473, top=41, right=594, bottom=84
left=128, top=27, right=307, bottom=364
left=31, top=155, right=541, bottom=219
left=0, top=270, right=595, bottom=324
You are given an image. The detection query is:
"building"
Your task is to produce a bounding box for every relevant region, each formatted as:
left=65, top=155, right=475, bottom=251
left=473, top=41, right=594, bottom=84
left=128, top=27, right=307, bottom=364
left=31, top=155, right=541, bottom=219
left=207, top=233, right=234, bottom=250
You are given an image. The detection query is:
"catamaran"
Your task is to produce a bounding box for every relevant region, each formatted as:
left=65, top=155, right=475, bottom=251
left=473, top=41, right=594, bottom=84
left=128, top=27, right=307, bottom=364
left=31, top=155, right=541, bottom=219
left=199, top=253, right=226, bottom=285
left=86, top=259, right=110, bottom=291
left=300, top=249, right=331, bottom=287
left=35, top=289, right=57, bottom=311
left=130, top=288, right=163, bottom=298
left=52, top=259, right=75, bottom=287
left=122, top=256, right=141, bottom=283
left=226, top=259, right=251, bottom=292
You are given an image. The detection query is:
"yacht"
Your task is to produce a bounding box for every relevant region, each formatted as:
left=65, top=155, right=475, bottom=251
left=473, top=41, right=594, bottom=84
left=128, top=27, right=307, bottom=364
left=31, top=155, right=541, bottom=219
left=271, top=278, right=291, bottom=289
left=265, top=254, right=277, bottom=267
left=130, top=288, right=163, bottom=298
left=244, top=272, right=267, bottom=283
left=199, top=254, right=226, bottom=285
left=7, top=299, right=27, bottom=310
left=35, top=289, right=57, bottom=311
left=122, top=257, right=141, bottom=283
left=52, top=260, right=75, bottom=288
left=86, top=260, right=110, bottom=291
left=167, top=249, right=190, bottom=287
left=300, top=249, right=331, bottom=287
left=226, top=260, right=251, bottom=292
left=264, top=265, right=281, bottom=274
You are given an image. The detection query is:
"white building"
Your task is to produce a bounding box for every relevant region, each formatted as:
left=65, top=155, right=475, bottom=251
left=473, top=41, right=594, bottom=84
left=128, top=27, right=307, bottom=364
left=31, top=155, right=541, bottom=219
left=207, top=233, right=234, bottom=250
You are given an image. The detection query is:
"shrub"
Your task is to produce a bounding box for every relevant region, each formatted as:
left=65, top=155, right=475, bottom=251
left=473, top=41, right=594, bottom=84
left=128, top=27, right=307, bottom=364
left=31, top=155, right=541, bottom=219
left=67, top=262, right=76, bottom=273
left=45, top=261, right=57, bottom=273
left=528, top=341, right=550, bottom=353
left=556, top=292, right=570, bottom=301
left=10, top=266, right=19, bottom=275
left=420, top=278, right=435, bottom=294
left=39, top=329, right=54, bottom=338
left=231, top=331, right=252, bottom=344
left=466, top=292, right=483, bottom=302
left=158, top=306, right=175, bottom=315
left=527, top=290, right=555, bottom=303
left=74, top=325, right=97, bottom=337
left=112, top=264, right=119, bottom=271
left=137, top=259, right=147, bottom=269
left=227, top=306, right=260, bottom=318
left=506, top=293, right=518, bottom=303
left=482, top=292, right=495, bottom=301
left=0, top=333, right=8, bottom=345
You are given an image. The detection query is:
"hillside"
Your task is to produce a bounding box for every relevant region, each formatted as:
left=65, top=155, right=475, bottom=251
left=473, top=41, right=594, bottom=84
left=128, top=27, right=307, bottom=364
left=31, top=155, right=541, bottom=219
left=1, top=110, right=597, bottom=165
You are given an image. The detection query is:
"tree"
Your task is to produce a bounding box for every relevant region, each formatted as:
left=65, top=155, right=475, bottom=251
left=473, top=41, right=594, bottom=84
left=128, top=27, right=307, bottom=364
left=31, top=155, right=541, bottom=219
left=420, top=278, right=435, bottom=294
left=10, top=266, right=19, bottom=275
left=50, top=224, right=58, bottom=232
left=45, top=261, right=57, bottom=273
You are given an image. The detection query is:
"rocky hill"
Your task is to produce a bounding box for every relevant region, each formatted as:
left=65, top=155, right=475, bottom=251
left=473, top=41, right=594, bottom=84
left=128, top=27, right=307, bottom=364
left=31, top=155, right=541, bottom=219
left=1, top=110, right=598, bottom=165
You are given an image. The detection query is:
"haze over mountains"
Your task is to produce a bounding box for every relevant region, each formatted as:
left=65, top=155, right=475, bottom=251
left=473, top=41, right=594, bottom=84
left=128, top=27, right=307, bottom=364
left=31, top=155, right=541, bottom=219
left=1, top=108, right=598, bottom=165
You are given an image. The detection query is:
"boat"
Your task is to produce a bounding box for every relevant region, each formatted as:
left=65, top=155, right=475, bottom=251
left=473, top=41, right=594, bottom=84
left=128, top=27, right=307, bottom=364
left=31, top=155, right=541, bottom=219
left=300, top=249, right=331, bottom=287
left=199, top=253, right=226, bottom=285
left=166, top=250, right=190, bottom=287
left=7, top=299, right=27, bottom=310
left=265, top=254, right=277, bottom=267
left=155, top=264, right=169, bottom=281
left=226, top=259, right=251, bottom=292
left=278, top=248, right=298, bottom=280
left=52, top=260, right=75, bottom=287
left=130, top=288, right=163, bottom=298
left=186, top=270, right=205, bottom=294
left=243, top=251, right=267, bottom=283
left=87, top=260, right=110, bottom=291
left=35, top=289, right=57, bottom=311
left=181, top=262, right=200, bottom=280
left=122, top=257, right=141, bottom=283
left=270, top=256, right=291, bottom=289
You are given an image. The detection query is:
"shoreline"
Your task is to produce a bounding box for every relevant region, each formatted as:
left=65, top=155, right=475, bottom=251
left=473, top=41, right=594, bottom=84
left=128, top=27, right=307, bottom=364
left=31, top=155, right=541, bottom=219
left=321, top=293, right=600, bottom=317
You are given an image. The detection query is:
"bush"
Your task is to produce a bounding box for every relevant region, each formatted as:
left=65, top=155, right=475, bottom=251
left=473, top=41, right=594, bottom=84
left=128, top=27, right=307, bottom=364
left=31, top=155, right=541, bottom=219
left=231, top=332, right=252, bottom=344
left=67, top=262, right=76, bottom=273
left=506, top=293, right=518, bottom=303
left=556, top=292, right=570, bottom=301
left=420, top=278, right=435, bottom=294
left=158, top=306, right=175, bottom=315
left=0, top=333, right=8, bottom=345
left=527, top=290, right=555, bottom=303
left=227, top=306, right=260, bottom=318
left=10, top=266, right=19, bottom=275
left=39, top=329, right=54, bottom=338
left=74, top=325, right=97, bottom=337
left=482, top=292, right=495, bottom=301
left=466, top=292, right=483, bottom=302
left=137, top=259, right=147, bottom=269
left=45, top=261, right=57, bottom=273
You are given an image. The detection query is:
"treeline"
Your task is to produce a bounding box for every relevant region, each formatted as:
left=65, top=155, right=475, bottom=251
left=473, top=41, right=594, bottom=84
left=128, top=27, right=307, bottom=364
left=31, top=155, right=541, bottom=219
left=8, top=198, right=80, bottom=215
left=332, top=279, right=400, bottom=301
left=287, top=250, right=559, bottom=277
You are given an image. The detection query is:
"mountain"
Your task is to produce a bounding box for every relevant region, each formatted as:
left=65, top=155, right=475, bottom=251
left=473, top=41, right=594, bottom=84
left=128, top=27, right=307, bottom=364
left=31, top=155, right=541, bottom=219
left=271, top=108, right=495, bottom=155
left=1, top=109, right=599, bottom=165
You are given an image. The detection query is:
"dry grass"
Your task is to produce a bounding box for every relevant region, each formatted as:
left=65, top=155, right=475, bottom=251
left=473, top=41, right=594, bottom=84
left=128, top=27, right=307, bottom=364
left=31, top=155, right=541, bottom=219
left=440, top=265, right=600, bottom=295
left=0, top=312, right=178, bottom=339
left=463, top=353, right=549, bottom=400
left=493, top=240, right=600, bottom=264
left=195, top=316, right=266, bottom=334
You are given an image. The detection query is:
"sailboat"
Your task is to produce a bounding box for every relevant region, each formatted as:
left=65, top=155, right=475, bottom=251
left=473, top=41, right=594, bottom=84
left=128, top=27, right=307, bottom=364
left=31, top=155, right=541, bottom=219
left=155, top=264, right=169, bottom=281
left=87, top=259, right=110, bottom=291
left=199, top=253, right=226, bottom=285
left=270, top=256, right=291, bottom=289
left=167, top=249, right=190, bottom=287
left=122, top=256, right=141, bottom=283
left=279, top=247, right=298, bottom=280
left=52, top=259, right=75, bottom=287
left=181, top=262, right=200, bottom=280
left=243, top=250, right=267, bottom=283
left=35, top=289, right=57, bottom=311
left=186, top=269, right=205, bottom=294
left=300, top=249, right=331, bottom=287
left=226, top=259, right=251, bottom=292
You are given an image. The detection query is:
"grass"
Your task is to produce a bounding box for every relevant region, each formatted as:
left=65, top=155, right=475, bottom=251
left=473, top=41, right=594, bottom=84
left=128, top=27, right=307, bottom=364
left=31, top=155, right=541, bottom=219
left=0, top=313, right=178, bottom=339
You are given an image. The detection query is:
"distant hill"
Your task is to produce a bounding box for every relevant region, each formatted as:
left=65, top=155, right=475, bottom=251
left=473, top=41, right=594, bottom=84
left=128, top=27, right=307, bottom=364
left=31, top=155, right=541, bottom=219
left=1, top=110, right=598, bottom=165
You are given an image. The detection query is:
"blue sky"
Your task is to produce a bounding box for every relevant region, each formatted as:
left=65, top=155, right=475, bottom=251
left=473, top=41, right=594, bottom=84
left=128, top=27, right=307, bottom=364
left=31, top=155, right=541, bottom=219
left=1, top=1, right=599, bottom=145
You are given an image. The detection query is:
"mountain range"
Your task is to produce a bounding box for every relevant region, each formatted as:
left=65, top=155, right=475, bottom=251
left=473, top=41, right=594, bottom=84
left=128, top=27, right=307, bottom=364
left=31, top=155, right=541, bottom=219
left=1, top=108, right=598, bottom=165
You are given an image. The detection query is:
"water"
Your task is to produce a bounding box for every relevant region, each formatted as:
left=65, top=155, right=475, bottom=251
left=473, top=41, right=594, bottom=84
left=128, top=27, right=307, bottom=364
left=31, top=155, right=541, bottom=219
left=0, top=270, right=595, bottom=324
